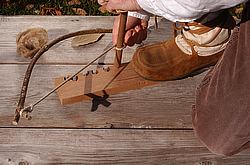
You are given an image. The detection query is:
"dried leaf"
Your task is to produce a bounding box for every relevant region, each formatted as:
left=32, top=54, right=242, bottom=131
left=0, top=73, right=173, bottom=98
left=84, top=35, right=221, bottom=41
left=40, top=7, right=62, bottom=16
left=71, top=33, right=104, bottom=48
left=54, top=9, right=62, bottom=16
left=72, top=8, right=87, bottom=16
left=68, top=0, right=81, bottom=6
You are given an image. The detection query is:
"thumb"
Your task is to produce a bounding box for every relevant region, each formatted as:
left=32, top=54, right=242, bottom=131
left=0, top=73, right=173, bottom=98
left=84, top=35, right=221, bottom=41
left=98, top=0, right=109, bottom=5
left=106, top=0, right=141, bottom=12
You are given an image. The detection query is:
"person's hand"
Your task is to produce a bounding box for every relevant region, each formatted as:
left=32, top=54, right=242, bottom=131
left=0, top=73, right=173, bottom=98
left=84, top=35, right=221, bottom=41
left=98, top=0, right=148, bottom=46
left=113, top=16, right=148, bottom=46
left=98, top=0, right=141, bottom=12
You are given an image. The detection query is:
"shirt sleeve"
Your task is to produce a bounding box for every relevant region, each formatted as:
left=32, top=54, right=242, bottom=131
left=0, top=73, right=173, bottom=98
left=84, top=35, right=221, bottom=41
left=136, top=0, right=248, bottom=22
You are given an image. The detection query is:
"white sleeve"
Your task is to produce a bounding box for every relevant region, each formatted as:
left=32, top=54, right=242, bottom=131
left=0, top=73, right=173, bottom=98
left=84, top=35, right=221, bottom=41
left=136, top=0, right=248, bottom=22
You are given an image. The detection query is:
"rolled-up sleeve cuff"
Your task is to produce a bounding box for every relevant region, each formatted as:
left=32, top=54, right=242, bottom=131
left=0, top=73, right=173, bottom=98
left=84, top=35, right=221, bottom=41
left=128, top=11, right=150, bottom=21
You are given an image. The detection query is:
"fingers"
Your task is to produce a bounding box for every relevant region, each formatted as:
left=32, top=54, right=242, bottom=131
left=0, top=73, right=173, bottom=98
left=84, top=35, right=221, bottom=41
left=140, top=20, right=148, bottom=41
left=125, top=25, right=147, bottom=46
left=112, top=16, right=148, bottom=47
left=125, top=29, right=136, bottom=46
left=134, top=25, right=143, bottom=44
left=98, top=0, right=109, bottom=5
left=141, top=19, right=148, bottom=30
left=104, top=0, right=141, bottom=12
left=98, top=0, right=116, bottom=13
left=112, top=16, right=140, bottom=45
left=124, top=20, right=148, bottom=46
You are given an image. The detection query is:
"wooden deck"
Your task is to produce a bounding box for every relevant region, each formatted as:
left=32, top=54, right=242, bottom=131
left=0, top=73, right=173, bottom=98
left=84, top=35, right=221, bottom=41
left=0, top=15, right=249, bottom=164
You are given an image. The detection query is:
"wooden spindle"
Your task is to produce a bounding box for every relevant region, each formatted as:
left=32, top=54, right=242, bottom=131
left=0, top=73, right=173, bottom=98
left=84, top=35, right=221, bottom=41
left=114, top=11, right=128, bottom=68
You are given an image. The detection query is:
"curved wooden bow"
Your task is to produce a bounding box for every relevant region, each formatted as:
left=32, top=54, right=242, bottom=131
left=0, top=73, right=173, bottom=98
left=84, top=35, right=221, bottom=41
left=13, top=11, right=129, bottom=125
left=13, top=28, right=113, bottom=125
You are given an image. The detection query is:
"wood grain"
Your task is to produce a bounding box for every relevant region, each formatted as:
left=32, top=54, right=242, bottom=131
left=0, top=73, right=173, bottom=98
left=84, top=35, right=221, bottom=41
left=0, top=16, right=172, bottom=64
left=0, top=64, right=203, bottom=128
left=0, top=128, right=249, bottom=165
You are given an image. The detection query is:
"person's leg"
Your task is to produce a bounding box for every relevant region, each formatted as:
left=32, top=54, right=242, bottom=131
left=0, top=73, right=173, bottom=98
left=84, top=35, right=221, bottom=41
left=193, top=1, right=250, bottom=156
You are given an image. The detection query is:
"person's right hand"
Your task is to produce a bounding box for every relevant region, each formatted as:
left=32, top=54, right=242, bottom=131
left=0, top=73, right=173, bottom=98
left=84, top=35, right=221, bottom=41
left=113, top=16, right=148, bottom=46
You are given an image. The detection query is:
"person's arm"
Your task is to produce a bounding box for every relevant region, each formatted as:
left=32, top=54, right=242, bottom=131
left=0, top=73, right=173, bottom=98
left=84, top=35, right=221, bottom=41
left=103, top=0, right=248, bottom=22
left=137, top=0, right=248, bottom=22
left=98, top=0, right=248, bottom=45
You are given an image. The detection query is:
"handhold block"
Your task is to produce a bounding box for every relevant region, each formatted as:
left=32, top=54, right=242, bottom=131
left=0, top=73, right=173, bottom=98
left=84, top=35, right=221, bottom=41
left=54, top=62, right=157, bottom=105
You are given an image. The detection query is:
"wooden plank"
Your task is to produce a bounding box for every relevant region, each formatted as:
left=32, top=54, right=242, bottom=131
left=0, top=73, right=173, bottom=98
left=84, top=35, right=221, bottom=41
left=0, top=16, right=173, bottom=64
left=0, top=128, right=249, bottom=165
left=0, top=64, right=203, bottom=128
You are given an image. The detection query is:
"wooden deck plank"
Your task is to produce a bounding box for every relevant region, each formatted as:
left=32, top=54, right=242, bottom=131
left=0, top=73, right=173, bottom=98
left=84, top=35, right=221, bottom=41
left=0, top=16, right=172, bottom=64
left=0, top=64, right=203, bottom=128
left=0, top=128, right=249, bottom=165
left=1, top=15, right=249, bottom=163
